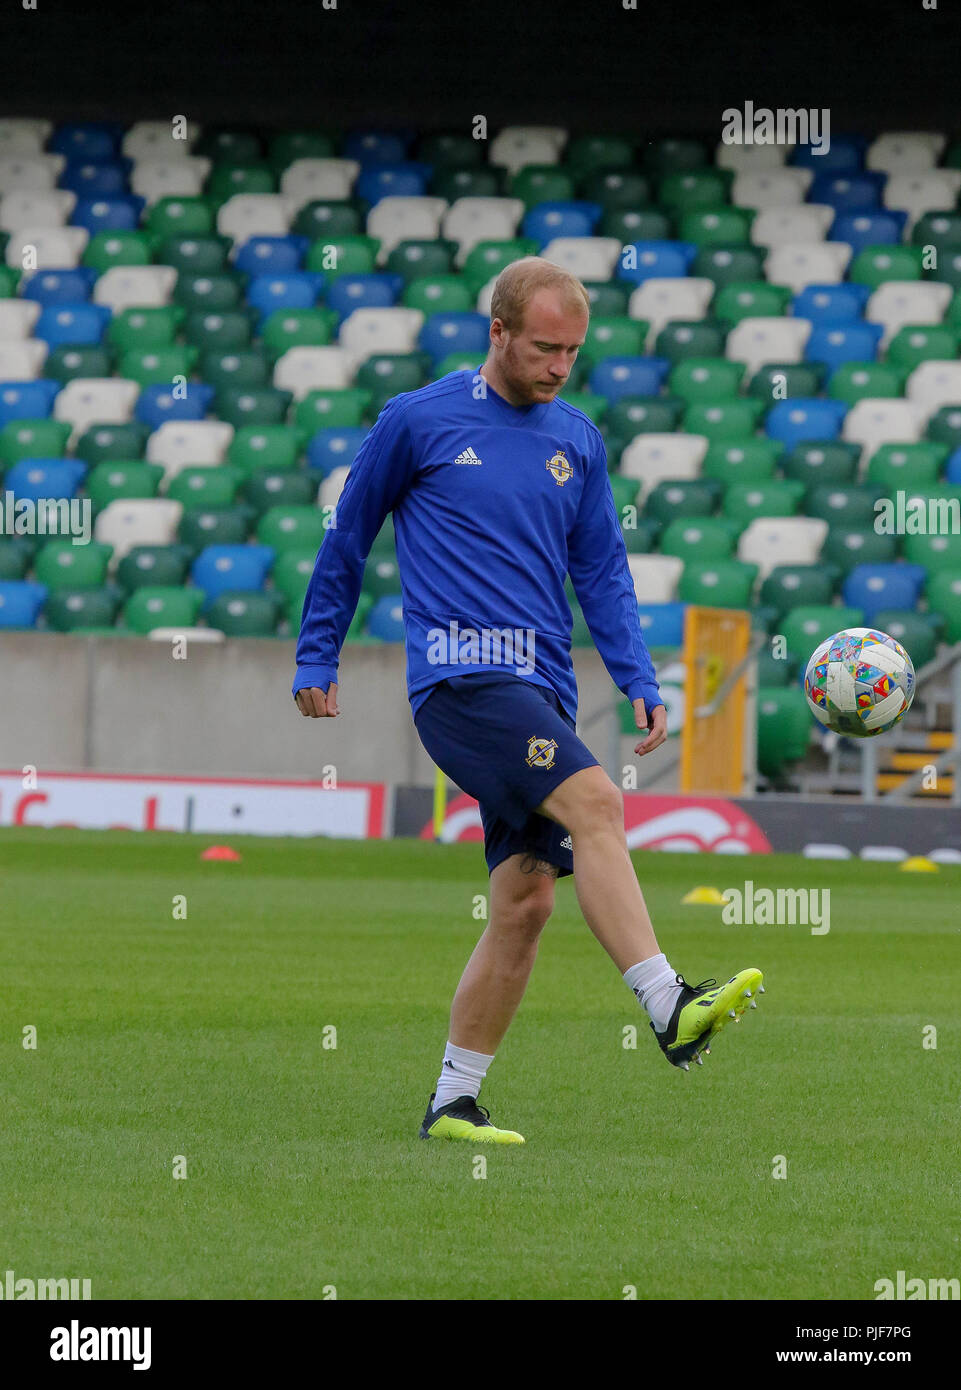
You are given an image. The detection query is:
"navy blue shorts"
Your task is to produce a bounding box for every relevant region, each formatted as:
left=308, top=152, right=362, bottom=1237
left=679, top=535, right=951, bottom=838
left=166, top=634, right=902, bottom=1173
left=413, top=671, right=599, bottom=877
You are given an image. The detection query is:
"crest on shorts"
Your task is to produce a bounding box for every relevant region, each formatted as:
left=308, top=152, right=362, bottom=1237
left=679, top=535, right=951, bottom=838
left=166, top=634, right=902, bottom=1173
left=546, top=450, right=573, bottom=486
left=526, top=736, right=558, bottom=769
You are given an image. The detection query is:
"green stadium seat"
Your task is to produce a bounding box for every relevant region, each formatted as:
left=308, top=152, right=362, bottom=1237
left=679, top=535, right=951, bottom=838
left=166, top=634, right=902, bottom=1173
left=582, top=281, right=631, bottom=317
left=866, top=442, right=947, bottom=490
left=912, top=210, right=961, bottom=250
left=354, top=354, right=428, bottom=413
left=146, top=197, right=216, bottom=239
left=669, top=357, right=745, bottom=403
left=849, top=244, right=924, bottom=287
left=178, top=506, right=251, bottom=553
left=828, top=361, right=905, bottom=405
left=902, top=531, right=961, bottom=573
left=108, top=306, right=184, bottom=352
left=760, top=564, right=837, bottom=618
left=805, top=484, right=881, bottom=528
left=619, top=517, right=661, bottom=553
left=926, top=405, right=961, bottom=452
left=678, top=207, right=752, bottom=246
left=196, top=131, right=263, bottom=164
left=368, top=517, right=396, bottom=559
left=821, top=528, right=898, bottom=574
left=183, top=309, right=254, bottom=351
left=200, top=348, right=271, bottom=391
left=566, top=135, right=634, bottom=175
left=756, top=686, right=811, bottom=781
left=578, top=170, right=652, bottom=211
left=304, top=235, right=378, bottom=278
left=85, top=461, right=164, bottom=510
left=642, top=137, right=707, bottom=175
left=722, top=480, right=804, bottom=525
left=123, top=585, right=205, bottom=634
left=241, top=469, right=316, bottom=514
left=118, top=346, right=197, bottom=387
left=748, top=362, right=826, bottom=401
left=780, top=441, right=860, bottom=487
left=658, top=169, right=730, bottom=213
left=0, top=538, right=30, bottom=579
left=873, top=610, right=938, bottom=669
left=206, top=163, right=276, bottom=201
left=683, top=398, right=765, bottom=441
left=385, top=239, right=457, bottom=283
left=580, top=316, right=648, bottom=368
left=214, top=387, right=293, bottom=428
left=402, top=275, right=473, bottom=315
left=0, top=418, right=71, bottom=465
left=781, top=604, right=865, bottom=662
left=362, top=554, right=402, bottom=600
left=116, top=545, right=191, bottom=594
left=44, top=346, right=115, bottom=383
left=228, top=424, right=303, bottom=474
left=75, top=422, right=151, bottom=466
left=714, top=282, right=793, bottom=324
left=271, top=548, right=318, bottom=605
left=167, top=466, right=243, bottom=510
left=558, top=391, right=606, bottom=425
left=44, top=587, right=121, bottom=632
left=693, top=244, right=767, bottom=288
left=659, top=516, right=737, bottom=561
left=261, top=307, right=335, bottom=361
left=174, top=272, right=244, bottom=312
left=886, top=324, right=959, bottom=371
left=755, top=647, right=792, bottom=686
left=461, top=239, right=537, bottom=296
left=702, top=438, right=781, bottom=486
left=510, top=166, right=576, bottom=207
left=206, top=590, right=282, bottom=636
left=34, top=539, right=112, bottom=591
left=926, top=570, right=961, bottom=642
left=654, top=319, right=728, bottom=363
left=0, top=266, right=20, bottom=297
left=679, top=559, right=758, bottom=607
left=604, top=397, right=684, bottom=449
left=156, top=235, right=233, bottom=275
left=609, top=475, right=640, bottom=516
left=269, top=131, right=335, bottom=171
left=601, top=208, right=674, bottom=244
left=644, top=479, right=720, bottom=524
left=256, top=504, right=327, bottom=555
left=82, top=231, right=153, bottom=272
left=431, top=167, right=503, bottom=202
left=293, top=200, right=362, bottom=240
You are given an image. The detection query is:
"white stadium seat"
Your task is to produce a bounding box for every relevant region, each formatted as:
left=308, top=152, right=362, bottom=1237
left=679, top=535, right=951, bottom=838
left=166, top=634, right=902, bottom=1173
left=905, top=361, right=961, bottom=415
left=94, top=499, right=184, bottom=565
left=842, top=398, right=924, bottom=456
left=337, top=307, right=423, bottom=368
left=541, top=236, right=623, bottom=281
left=216, top=193, right=291, bottom=240
left=725, top=317, right=812, bottom=375
left=121, top=120, right=201, bottom=160
left=366, top=196, right=447, bottom=264
left=489, top=127, right=566, bottom=172
left=883, top=171, right=961, bottom=230
left=628, top=278, right=715, bottom=343
left=737, top=516, right=828, bottom=578
left=442, top=198, right=525, bottom=265
left=714, top=141, right=790, bottom=171
left=279, top=158, right=360, bottom=207
left=0, top=154, right=65, bottom=192
left=5, top=226, right=88, bottom=270
left=146, top=421, right=234, bottom=481
left=319, top=466, right=350, bottom=510
left=618, top=434, right=709, bottom=500
left=54, top=378, right=140, bottom=442
left=0, top=119, right=51, bottom=155
left=273, top=346, right=353, bottom=396
left=865, top=281, right=952, bottom=344
left=731, top=168, right=812, bottom=208
left=91, top=265, right=178, bottom=310
left=765, top=242, right=851, bottom=293
left=0, top=299, right=41, bottom=336
left=130, top=158, right=211, bottom=204
left=750, top=204, right=835, bottom=247
left=0, top=339, right=47, bottom=378
left=626, top=554, right=683, bottom=603
left=0, top=189, right=76, bottom=232
left=866, top=131, right=946, bottom=172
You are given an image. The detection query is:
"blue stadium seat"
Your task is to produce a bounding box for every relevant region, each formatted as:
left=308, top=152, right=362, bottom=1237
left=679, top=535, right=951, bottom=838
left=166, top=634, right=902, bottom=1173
left=589, top=357, right=671, bottom=402
left=191, top=544, right=275, bottom=605
left=325, top=273, right=402, bottom=322
left=805, top=321, right=884, bottom=370
left=636, top=601, right=686, bottom=647
left=355, top=163, right=429, bottom=205
left=945, top=449, right=961, bottom=486
left=234, top=236, right=308, bottom=277
left=71, top=196, right=145, bottom=234
left=765, top=398, right=848, bottom=449
left=20, top=269, right=99, bottom=304
left=5, top=457, right=87, bottom=502
left=0, top=381, right=61, bottom=424
left=35, top=303, right=111, bottom=348
left=366, top=595, right=405, bottom=640
left=419, top=311, right=490, bottom=365
left=831, top=211, right=908, bottom=256
left=842, top=564, right=928, bottom=623
left=135, top=382, right=216, bottom=429
left=49, top=123, right=122, bottom=161
left=809, top=172, right=886, bottom=213
left=246, top=272, right=325, bottom=317
left=791, top=284, right=871, bottom=323
left=522, top=202, right=603, bottom=246
left=342, top=131, right=410, bottom=165
left=791, top=135, right=866, bottom=172
left=617, top=240, right=698, bottom=284
left=59, top=161, right=130, bottom=197
left=0, top=581, right=48, bottom=628
left=306, top=426, right=370, bottom=477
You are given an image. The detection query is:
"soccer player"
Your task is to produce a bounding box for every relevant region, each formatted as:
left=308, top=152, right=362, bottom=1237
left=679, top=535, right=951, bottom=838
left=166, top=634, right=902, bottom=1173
left=294, top=257, right=763, bottom=1144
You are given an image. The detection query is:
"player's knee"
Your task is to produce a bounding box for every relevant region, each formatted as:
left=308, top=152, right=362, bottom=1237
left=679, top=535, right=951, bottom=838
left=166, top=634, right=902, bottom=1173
left=502, top=878, right=554, bottom=941
left=572, top=773, right=623, bottom=837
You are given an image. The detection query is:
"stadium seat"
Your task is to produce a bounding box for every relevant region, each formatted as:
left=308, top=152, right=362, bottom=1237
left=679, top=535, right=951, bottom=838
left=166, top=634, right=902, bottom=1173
left=366, top=595, right=405, bottom=641
left=122, top=584, right=204, bottom=634
left=903, top=531, right=961, bottom=573
left=213, top=386, right=294, bottom=429
left=306, top=426, right=368, bottom=477
left=44, top=586, right=120, bottom=631
left=75, top=420, right=150, bottom=465
left=828, top=362, right=905, bottom=405
left=670, top=357, right=747, bottom=411
left=589, top=357, right=670, bottom=402
left=35, top=303, right=111, bottom=348
left=241, top=469, right=315, bottom=514
left=628, top=277, right=714, bottom=338
left=737, top=516, right=828, bottom=577
left=781, top=604, right=865, bottom=661
left=805, top=321, right=884, bottom=371
left=0, top=380, right=60, bottom=425
left=191, top=543, right=274, bottom=604
left=842, top=564, right=927, bottom=624
left=178, top=506, right=251, bottom=552
left=678, top=558, right=758, bottom=608
left=20, top=268, right=97, bottom=304
left=756, top=687, right=811, bottom=781
left=682, top=398, right=765, bottom=441
left=780, top=441, right=860, bottom=486
left=0, top=579, right=47, bottom=627
left=872, top=610, right=938, bottom=668
left=821, top=526, right=898, bottom=574
left=830, top=211, right=908, bottom=256
left=701, top=438, right=780, bottom=486
left=33, top=539, right=112, bottom=590
left=619, top=432, right=709, bottom=497
left=693, top=244, right=766, bottom=288
left=635, top=600, right=686, bottom=645
left=927, top=570, right=961, bottom=642
left=749, top=362, right=825, bottom=402
left=115, top=543, right=190, bottom=593
left=842, top=398, right=923, bottom=455
left=616, top=240, right=697, bottom=285
left=866, top=442, right=947, bottom=490
left=94, top=498, right=183, bottom=564
left=167, top=466, right=243, bottom=511
left=145, top=420, right=234, bottom=478
left=256, top=504, right=327, bottom=554
left=760, top=564, right=837, bottom=618
left=6, top=457, right=86, bottom=502
left=764, top=398, right=848, bottom=449
left=805, top=484, right=881, bottom=528
left=0, top=417, right=71, bottom=465
left=724, top=316, right=811, bottom=374
left=659, top=516, right=736, bottom=561
left=654, top=320, right=728, bottom=362
left=92, top=265, right=178, bottom=310
left=765, top=242, right=851, bottom=293
left=791, top=283, right=871, bottom=323
left=206, top=589, right=282, bottom=636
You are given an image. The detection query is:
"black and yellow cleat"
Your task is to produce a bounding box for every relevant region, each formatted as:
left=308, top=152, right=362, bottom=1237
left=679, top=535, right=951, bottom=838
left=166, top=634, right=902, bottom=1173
left=419, top=1092, right=525, bottom=1144
left=651, top=969, right=764, bottom=1071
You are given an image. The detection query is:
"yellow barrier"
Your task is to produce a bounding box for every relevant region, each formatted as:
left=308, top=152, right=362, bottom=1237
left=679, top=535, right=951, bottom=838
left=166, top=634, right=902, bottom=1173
left=680, top=606, right=751, bottom=794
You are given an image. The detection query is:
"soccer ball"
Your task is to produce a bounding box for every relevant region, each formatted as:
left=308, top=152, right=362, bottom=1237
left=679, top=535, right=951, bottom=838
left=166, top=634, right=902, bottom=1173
left=803, top=627, right=916, bottom=738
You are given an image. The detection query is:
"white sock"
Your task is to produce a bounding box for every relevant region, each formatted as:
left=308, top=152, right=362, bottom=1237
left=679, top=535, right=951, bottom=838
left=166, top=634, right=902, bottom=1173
left=433, top=1040, right=495, bottom=1110
left=623, top=954, right=682, bottom=1034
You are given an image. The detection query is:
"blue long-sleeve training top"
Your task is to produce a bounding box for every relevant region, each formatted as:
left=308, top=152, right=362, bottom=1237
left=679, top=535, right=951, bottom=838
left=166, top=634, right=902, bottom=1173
left=293, top=366, right=662, bottom=720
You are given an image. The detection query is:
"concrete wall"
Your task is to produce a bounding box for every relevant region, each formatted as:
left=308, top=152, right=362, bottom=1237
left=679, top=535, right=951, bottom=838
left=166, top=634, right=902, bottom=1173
left=0, top=632, right=674, bottom=788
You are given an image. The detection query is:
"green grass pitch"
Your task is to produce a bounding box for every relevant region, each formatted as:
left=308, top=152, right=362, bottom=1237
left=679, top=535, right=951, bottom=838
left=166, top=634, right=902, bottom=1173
left=1, top=828, right=959, bottom=1300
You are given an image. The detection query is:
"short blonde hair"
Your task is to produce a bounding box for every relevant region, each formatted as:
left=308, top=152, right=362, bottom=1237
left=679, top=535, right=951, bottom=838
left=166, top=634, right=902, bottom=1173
left=489, top=256, right=591, bottom=333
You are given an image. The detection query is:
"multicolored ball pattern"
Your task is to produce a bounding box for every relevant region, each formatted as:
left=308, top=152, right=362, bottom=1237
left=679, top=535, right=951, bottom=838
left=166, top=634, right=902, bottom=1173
left=804, top=628, right=915, bottom=738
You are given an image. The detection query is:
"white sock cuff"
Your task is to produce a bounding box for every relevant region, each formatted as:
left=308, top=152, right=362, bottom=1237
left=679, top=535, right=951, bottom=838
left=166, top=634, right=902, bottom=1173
left=444, top=1041, right=495, bottom=1075
left=623, top=953, right=672, bottom=993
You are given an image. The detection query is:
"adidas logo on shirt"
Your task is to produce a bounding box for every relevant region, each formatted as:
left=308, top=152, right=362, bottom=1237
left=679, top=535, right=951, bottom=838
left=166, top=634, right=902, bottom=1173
left=560, top=835, right=573, bottom=850
left=452, top=447, right=482, bottom=466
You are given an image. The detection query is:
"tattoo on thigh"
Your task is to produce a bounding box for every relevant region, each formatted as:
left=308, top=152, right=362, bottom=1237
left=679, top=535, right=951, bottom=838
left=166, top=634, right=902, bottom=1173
left=519, top=854, right=559, bottom=878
